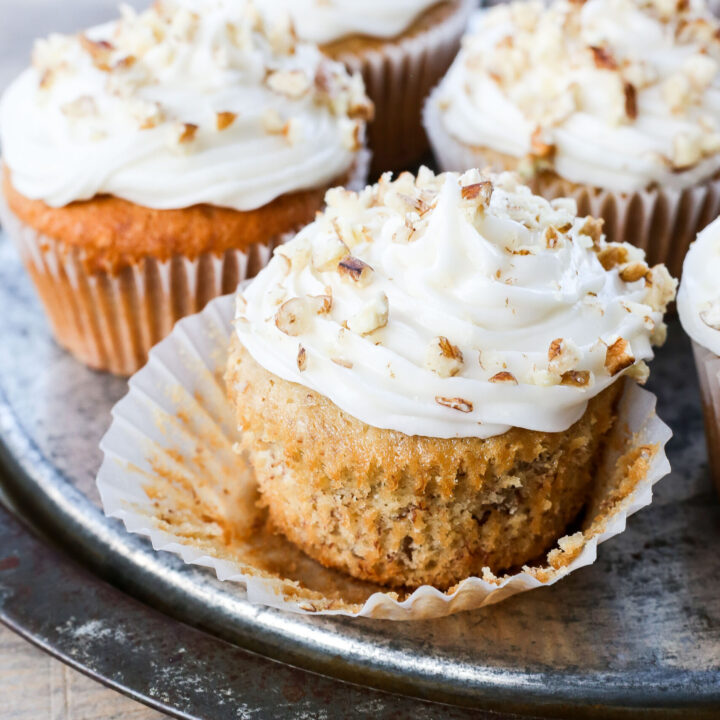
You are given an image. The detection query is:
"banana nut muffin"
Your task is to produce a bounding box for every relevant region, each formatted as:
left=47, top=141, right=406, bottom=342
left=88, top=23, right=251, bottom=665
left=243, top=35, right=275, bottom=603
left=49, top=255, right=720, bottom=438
left=0, top=0, right=371, bottom=374
left=265, top=0, right=475, bottom=172
left=425, top=0, right=720, bottom=276
left=227, top=168, right=676, bottom=589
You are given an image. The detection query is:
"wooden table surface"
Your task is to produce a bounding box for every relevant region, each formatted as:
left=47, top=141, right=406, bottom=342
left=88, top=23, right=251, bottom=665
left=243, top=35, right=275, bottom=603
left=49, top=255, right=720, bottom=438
left=0, top=2, right=172, bottom=718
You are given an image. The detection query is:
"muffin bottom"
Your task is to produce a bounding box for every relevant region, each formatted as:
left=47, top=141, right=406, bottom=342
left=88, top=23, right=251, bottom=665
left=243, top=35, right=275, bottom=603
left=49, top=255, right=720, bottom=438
left=227, top=337, right=625, bottom=590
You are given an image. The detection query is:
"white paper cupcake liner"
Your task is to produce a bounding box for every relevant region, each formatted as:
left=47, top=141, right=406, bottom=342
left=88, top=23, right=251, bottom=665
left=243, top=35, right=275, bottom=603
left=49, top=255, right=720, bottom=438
left=0, top=152, right=369, bottom=376
left=97, top=291, right=672, bottom=620
left=334, top=0, right=474, bottom=174
left=424, top=90, right=720, bottom=279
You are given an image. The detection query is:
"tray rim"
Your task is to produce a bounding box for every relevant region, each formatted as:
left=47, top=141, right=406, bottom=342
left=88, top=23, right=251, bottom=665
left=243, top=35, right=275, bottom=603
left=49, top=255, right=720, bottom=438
left=1, top=355, right=720, bottom=719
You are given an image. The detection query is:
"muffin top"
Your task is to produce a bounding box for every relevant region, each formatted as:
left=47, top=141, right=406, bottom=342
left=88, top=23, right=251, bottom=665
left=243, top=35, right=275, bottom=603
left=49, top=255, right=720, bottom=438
left=0, top=0, right=371, bottom=211
left=434, top=0, right=720, bottom=193
left=263, top=1, right=447, bottom=45
left=234, top=168, right=676, bottom=439
left=678, top=216, right=720, bottom=354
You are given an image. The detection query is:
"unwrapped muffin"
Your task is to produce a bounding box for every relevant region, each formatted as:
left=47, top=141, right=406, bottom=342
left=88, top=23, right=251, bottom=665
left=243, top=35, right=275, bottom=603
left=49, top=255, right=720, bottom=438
left=267, top=0, right=475, bottom=173
left=425, top=0, right=720, bottom=277
left=227, top=167, right=676, bottom=590
left=0, top=0, right=371, bottom=375
left=678, top=217, right=720, bottom=495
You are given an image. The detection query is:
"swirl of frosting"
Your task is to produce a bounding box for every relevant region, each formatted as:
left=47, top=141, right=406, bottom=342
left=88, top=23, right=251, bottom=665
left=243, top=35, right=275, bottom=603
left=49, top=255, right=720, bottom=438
left=678, top=217, right=720, bottom=354
left=0, top=0, right=371, bottom=211
left=234, top=168, right=676, bottom=439
left=263, top=0, right=446, bottom=44
left=433, top=0, right=720, bottom=193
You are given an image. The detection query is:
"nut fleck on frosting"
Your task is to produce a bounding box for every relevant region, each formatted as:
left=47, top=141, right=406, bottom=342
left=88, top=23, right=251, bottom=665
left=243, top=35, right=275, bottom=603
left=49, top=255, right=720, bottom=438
left=678, top=216, right=720, bottom=355
left=434, top=0, right=720, bottom=193
left=0, top=0, right=372, bottom=210
left=234, top=168, right=676, bottom=438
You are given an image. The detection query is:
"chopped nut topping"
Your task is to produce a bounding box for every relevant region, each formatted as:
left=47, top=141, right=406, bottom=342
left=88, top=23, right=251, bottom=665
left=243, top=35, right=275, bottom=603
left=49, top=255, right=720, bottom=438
left=435, top=396, right=474, bottom=413
left=338, top=256, right=373, bottom=286
left=578, top=216, right=604, bottom=246
left=619, top=262, right=649, bottom=283
left=461, top=181, right=493, bottom=205
left=489, top=371, right=518, bottom=384
left=548, top=338, right=564, bottom=362
left=332, top=357, right=353, bottom=369
left=308, top=294, right=333, bottom=314
left=548, top=337, right=581, bottom=374
left=597, top=244, right=629, bottom=270
left=605, top=337, right=635, bottom=376
left=560, top=370, right=590, bottom=387
left=624, top=82, right=638, bottom=120
left=175, top=122, right=198, bottom=144
left=61, top=95, right=97, bottom=118
left=590, top=46, right=617, bottom=70
left=261, top=108, right=285, bottom=134
left=348, top=292, right=389, bottom=336
left=297, top=345, right=307, bottom=371
left=425, top=336, right=464, bottom=377
left=626, top=360, right=650, bottom=384
left=530, top=127, right=555, bottom=158
left=267, top=70, right=311, bottom=99
left=79, top=35, right=114, bottom=71
left=275, top=297, right=312, bottom=336
left=544, top=225, right=559, bottom=248
left=216, top=111, right=237, bottom=130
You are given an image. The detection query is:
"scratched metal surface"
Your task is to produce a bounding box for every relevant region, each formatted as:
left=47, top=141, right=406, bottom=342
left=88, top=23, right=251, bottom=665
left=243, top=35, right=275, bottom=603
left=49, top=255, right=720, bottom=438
left=1, top=229, right=720, bottom=720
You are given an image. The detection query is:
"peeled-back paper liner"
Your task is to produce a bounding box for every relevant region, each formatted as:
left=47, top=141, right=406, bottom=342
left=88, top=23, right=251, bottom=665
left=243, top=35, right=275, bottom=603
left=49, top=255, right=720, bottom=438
left=0, top=152, right=369, bottom=376
left=97, top=291, right=672, bottom=620
left=335, top=0, right=474, bottom=174
left=691, top=340, right=720, bottom=497
left=424, top=91, right=720, bottom=279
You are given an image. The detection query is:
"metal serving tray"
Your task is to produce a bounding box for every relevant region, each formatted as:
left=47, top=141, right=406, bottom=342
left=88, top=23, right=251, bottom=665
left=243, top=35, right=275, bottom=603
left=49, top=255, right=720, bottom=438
left=0, top=232, right=719, bottom=718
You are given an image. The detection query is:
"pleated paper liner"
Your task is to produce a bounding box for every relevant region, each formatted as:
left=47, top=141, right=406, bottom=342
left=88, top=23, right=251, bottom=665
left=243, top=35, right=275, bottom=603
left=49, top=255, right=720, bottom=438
left=424, top=92, right=720, bottom=280
left=96, top=292, right=672, bottom=620
left=0, top=152, right=369, bottom=376
left=691, top=341, right=720, bottom=498
left=333, top=0, right=475, bottom=175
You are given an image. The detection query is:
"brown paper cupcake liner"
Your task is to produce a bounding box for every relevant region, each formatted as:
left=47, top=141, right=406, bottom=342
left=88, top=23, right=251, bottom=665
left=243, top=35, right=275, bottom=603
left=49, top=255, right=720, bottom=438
left=691, top=340, right=720, bottom=497
left=424, top=93, right=720, bottom=278
left=336, top=0, right=474, bottom=175
left=0, top=152, right=370, bottom=376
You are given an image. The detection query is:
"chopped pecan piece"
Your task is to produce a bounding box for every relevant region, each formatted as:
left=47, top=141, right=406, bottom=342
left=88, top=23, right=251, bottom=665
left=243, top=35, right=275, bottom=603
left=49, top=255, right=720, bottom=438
left=605, top=338, right=634, bottom=376
left=338, top=256, right=373, bottom=286
left=590, top=46, right=617, bottom=70
left=489, top=371, right=518, bottom=384
left=560, top=370, right=590, bottom=387
left=297, top=345, right=307, bottom=371
left=216, top=111, right=237, bottom=130
left=435, top=396, right=473, bottom=413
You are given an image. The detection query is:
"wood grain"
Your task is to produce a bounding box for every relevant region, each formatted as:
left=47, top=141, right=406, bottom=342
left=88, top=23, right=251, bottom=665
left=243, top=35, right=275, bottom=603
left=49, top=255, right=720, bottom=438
left=0, top=624, right=166, bottom=719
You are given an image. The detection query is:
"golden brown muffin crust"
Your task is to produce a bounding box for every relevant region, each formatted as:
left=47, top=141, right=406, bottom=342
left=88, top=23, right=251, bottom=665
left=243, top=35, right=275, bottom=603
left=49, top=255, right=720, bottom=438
left=226, top=337, right=626, bottom=589
left=2, top=166, right=351, bottom=274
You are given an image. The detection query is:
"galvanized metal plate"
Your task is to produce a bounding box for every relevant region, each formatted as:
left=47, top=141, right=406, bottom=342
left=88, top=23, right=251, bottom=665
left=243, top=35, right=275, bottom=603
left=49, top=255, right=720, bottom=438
left=0, top=232, right=719, bottom=718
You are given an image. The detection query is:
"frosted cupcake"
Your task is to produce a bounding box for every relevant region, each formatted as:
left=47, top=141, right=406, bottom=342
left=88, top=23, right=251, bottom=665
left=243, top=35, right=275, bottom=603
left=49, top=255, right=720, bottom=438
left=267, top=0, right=475, bottom=173
left=227, top=167, right=676, bottom=589
left=425, top=0, right=720, bottom=278
left=0, top=0, right=371, bottom=375
left=678, top=217, right=720, bottom=495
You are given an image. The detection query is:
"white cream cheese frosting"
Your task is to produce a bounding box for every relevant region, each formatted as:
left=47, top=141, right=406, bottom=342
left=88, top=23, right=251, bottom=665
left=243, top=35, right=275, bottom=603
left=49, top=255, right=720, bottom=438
left=678, top=217, right=720, bottom=355
left=234, top=168, right=676, bottom=438
left=0, top=0, right=371, bottom=211
left=263, top=0, right=446, bottom=45
left=433, top=0, right=720, bottom=193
